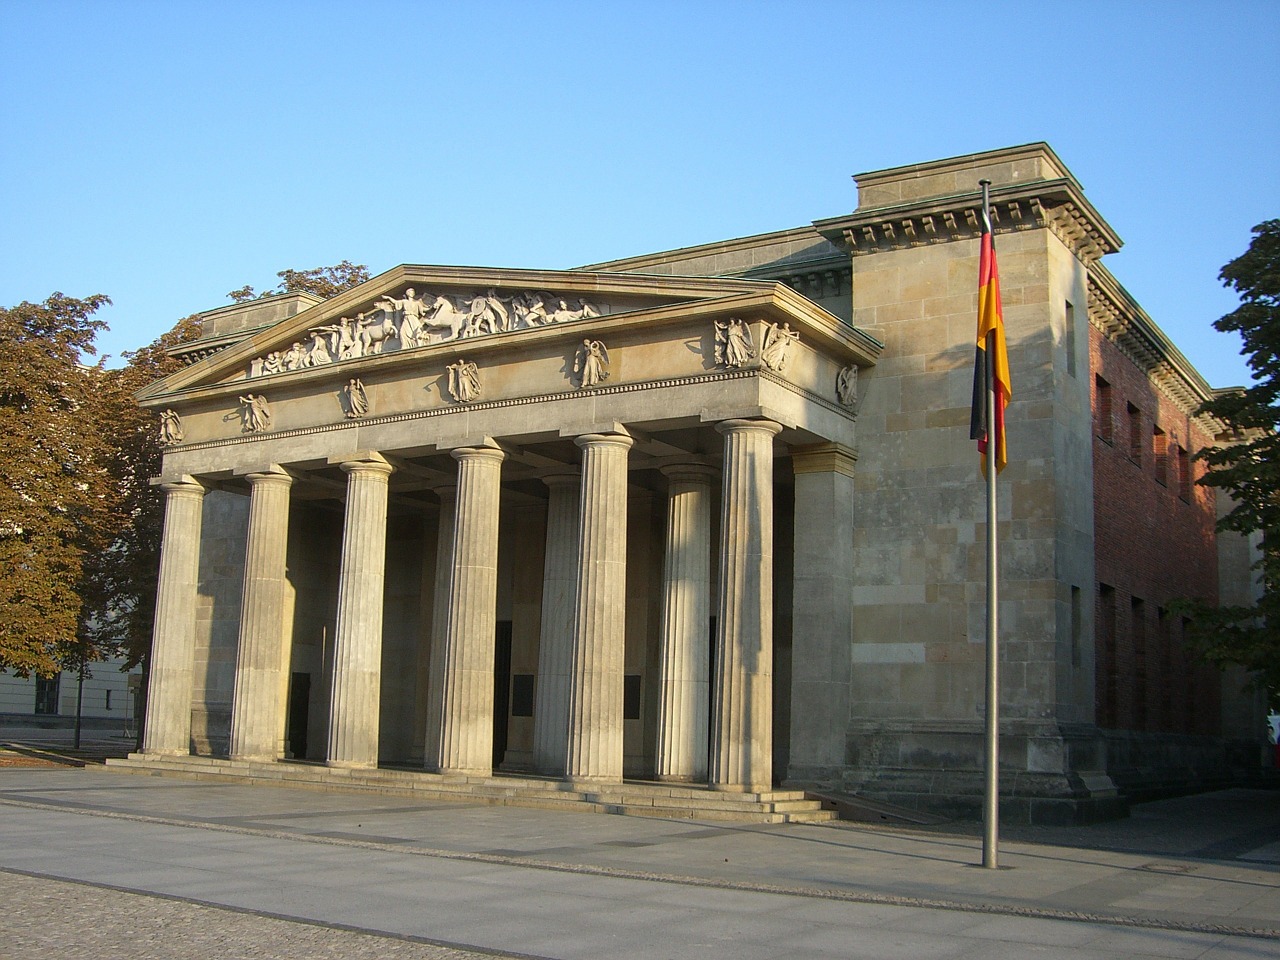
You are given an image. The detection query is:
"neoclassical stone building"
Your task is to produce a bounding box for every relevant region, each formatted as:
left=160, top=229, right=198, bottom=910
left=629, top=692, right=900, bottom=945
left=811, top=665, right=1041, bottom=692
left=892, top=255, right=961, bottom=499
left=122, top=144, right=1265, bottom=822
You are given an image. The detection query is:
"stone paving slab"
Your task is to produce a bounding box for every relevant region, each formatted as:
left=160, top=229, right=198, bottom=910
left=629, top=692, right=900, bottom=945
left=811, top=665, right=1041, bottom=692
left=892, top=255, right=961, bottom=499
left=1, top=871, right=510, bottom=960
left=1, top=766, right=1278, bottom=959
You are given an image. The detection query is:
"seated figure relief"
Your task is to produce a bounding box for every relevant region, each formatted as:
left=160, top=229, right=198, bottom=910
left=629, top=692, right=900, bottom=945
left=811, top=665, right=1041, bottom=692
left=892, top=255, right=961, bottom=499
left=247, top=288, right=607, bottom=379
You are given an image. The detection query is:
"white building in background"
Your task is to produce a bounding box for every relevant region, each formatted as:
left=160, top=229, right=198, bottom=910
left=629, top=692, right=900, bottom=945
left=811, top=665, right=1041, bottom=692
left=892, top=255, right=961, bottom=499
left=0, top=657, right=141, bottom=729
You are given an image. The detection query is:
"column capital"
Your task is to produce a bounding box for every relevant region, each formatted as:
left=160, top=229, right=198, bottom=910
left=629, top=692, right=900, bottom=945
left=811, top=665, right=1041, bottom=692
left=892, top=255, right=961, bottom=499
left=243, top=468, right=297, bottom=487
left=790, top=442, right=858, bottom=478
left=157, top=476, right=207, bottom=498
left=574, top=432, right=635, bottom=452
left=660, top=463, right=718, bottom=484
left=540, top=470, right=581, bottom=494
left=716, top=418, right=784, bottom=439
left=339, top=457, right=394, bottom=478
left=450, top=445, right=506, bottom=466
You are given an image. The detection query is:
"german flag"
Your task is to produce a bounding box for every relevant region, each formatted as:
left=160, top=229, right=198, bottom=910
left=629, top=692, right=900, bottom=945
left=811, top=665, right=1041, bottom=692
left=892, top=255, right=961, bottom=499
left=969, top=194, right=1011, bottom=474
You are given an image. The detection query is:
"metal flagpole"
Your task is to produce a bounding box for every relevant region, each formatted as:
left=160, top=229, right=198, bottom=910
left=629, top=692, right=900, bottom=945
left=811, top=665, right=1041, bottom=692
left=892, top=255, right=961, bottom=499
left=980, top=179, right=1000, bottom=869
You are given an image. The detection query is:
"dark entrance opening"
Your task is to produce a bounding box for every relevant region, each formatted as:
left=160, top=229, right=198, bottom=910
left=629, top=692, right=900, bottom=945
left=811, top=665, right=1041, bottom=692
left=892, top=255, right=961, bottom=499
left=493, top=621, right=513, bottom=767
left=286, top=671, right=311, bottom=759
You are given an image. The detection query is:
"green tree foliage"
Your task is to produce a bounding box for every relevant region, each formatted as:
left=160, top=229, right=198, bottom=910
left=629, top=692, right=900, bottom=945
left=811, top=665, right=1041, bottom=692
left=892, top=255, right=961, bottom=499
left=1184, top=219, right=1280, bottom=708
left=80, top=316, right=204, bottom=669
left=227, top=260, right=370, bottom=302
left=0, top=293, right=115, bottom=676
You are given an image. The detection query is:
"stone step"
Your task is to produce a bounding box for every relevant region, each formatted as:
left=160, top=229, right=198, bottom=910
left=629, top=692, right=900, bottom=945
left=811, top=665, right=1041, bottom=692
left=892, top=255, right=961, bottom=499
left=105, top=755, right=834, bottom=824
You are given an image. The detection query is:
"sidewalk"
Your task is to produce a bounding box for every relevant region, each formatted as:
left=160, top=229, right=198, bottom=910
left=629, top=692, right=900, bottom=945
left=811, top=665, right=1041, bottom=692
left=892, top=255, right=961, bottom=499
left=1, top=763, right=1277, bottom=958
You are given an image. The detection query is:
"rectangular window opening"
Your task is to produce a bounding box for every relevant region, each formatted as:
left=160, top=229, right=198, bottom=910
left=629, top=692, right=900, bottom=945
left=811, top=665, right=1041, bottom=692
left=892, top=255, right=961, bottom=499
left=1127, top=402, right=1143, bottom=463
left=1153, top=426, right=1168, bottom=486
left=1095, top=376, right=1113, bottom=443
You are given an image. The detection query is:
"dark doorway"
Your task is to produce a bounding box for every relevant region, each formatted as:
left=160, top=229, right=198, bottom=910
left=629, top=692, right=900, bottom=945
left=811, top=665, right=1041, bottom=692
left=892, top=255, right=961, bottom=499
left=493, top=621, right=513, bottom=767
left=286, top=672, right=311, bottom=759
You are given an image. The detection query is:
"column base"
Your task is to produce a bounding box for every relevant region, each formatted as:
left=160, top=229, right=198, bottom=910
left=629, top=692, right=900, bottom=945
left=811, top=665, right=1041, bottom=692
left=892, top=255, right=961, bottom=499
left=710, top=781, right=770, bottom=794
left=325, top=759, right=378, bottom=771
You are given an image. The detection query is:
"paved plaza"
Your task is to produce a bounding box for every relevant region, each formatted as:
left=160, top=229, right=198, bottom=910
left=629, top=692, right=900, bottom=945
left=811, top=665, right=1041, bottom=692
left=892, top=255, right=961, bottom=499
left=0, top=752, right=1277, bottom=959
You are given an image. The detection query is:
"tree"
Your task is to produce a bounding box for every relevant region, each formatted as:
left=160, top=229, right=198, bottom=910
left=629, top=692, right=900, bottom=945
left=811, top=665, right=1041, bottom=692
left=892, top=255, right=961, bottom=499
left=227, top=260, right=370, bottom=302
left=1183, top=219, right=1280, bottom=709
left=0, top=293, right=115, bottom=677
left=80, top=315, right=204, bottom=670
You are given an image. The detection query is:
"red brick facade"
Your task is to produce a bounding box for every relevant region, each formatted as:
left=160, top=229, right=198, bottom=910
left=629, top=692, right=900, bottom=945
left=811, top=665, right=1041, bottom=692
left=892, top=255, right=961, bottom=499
left=1090, top=324, right=1221, bottom=734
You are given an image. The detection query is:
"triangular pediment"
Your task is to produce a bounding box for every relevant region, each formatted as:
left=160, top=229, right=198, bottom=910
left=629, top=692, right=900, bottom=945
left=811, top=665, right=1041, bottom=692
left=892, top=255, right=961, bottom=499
left=139, top=265, right=795, bottom=403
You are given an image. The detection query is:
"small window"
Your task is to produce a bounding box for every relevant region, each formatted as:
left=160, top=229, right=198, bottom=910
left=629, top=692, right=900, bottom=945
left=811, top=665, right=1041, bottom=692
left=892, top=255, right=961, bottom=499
left=1095, top=376, right=1113, bottom=443
left=1064, top=301, right=1077, bottom=378
left=1127, top=403, right=1142, bottom=463
left=35, top=676, right=60, bottom=715
left=510, top=675, right=535, bottom=717
left=1131, top=597, right=1147, bottom=730
left=1153, top=427, right=1168, bottom=486
left=105, top=689, right=113, bottom=711
left=623, top=674, right=642, bottom=721
left=1177, top=447, right=1192, bottom=501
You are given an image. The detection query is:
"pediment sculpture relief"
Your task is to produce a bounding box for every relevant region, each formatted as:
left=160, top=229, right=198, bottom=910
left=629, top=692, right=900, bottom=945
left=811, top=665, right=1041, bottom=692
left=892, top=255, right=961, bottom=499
left=343, top=378, right=369, bottom=418
left=837, top=364, right=859, bottom=411
left=158, top=409, right=184, bottom=445
left=247, top=288, right=606, bottom=379
left=760, top=322, right=799, bottom=373
left=574, top=339, right=610, bottom=389
left=714, top=318, right=755, bottom=369
left=447, top=359, right=482, bottom=403
left=238, top=393, right=272, bottom=433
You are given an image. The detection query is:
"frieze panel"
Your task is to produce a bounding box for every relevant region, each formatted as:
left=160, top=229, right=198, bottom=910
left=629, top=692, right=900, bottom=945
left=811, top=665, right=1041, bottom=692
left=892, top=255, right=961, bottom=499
left=247, top=287, right=607, bottom=379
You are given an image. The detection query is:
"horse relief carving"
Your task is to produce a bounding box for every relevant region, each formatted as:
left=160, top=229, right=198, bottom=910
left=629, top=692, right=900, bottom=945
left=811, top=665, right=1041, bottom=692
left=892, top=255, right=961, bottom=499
left=247, top=288, right=605, bottom=379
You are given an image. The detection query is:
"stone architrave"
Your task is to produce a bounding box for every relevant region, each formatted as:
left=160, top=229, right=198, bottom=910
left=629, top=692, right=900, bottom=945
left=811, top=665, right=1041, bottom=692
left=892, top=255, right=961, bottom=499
left=433, top=446, right=506, bottom=776
left=789, top=444, right=856, bottom=781
left=326, top=456, right=394, bottom=768
left=422, top=484, right=457, bottom=770
left=532, top=472, right=581, bottom=775
left=228, top=468, right=294, bottom=762
left=655, top=464, right=716, bottom=782
left=711, top=419, right=783, bottom=791
left=564, top=433, right=634, bottom=782
left=141, top=478, right=207, bottom=756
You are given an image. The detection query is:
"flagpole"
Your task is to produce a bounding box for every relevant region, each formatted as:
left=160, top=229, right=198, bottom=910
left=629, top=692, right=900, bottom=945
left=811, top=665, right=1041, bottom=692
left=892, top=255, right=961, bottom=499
left=980, top=178, right=1001, bottom=869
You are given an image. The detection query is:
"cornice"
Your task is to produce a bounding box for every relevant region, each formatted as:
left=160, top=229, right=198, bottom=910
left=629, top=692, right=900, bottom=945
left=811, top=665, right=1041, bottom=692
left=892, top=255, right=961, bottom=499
left=813, top=180, right=1123, bottom=264
left=1087, top=264, right=1223, bottom=434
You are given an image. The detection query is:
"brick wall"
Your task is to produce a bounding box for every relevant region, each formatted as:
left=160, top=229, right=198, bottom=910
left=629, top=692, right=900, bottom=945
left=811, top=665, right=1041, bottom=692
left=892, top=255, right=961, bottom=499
left=1090, top=325, right=1221, bottom=734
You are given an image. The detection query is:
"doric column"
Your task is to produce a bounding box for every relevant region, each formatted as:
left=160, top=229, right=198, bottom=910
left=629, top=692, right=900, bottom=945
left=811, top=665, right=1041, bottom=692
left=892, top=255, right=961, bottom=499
left=326, top=456, right=394, bottom=768
left=142, top=478, right=207, bottom=755
left=422, top=484, right=456, bottom=770
left=565, top=433, right=633, bottom=782
left=655, top=464, right=716, bottom=782
left=532, top=471, right=580, bottom=775
left=228, top=468, right=293, bottom=761
left=433, top=446, right=505, bottom=776
left=790, top=444, right=856, bottom=781
left=711, top=419, right=783, bottom=791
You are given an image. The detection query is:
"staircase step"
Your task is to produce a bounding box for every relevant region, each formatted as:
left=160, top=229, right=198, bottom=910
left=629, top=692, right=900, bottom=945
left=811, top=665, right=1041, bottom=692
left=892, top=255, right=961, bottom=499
left=105, top=755, right=834, bottom=824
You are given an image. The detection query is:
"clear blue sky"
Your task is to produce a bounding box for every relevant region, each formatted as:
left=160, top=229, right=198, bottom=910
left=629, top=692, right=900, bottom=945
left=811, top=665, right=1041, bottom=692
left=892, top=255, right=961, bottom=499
left=2, top=1, right=1276, bottom=388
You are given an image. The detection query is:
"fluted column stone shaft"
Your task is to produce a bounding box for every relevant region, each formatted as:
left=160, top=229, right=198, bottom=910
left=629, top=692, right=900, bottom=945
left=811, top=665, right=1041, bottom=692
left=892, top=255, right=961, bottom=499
left=327, top=457, right=394, bottom=768
left=434, top=446, right=505, bottom=776
left=422, top=484, right=456, bottom=771
left=229, top=469, right=293, bottom=761
left=656, top=464, right=716, bottom=781
left=533, top=472, right=581, bottom=775
left=711, top=419, right=782, bottom=791
left=565, top=433, right=633, bottom=782
left=142, top=478, right=207, bottom=756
